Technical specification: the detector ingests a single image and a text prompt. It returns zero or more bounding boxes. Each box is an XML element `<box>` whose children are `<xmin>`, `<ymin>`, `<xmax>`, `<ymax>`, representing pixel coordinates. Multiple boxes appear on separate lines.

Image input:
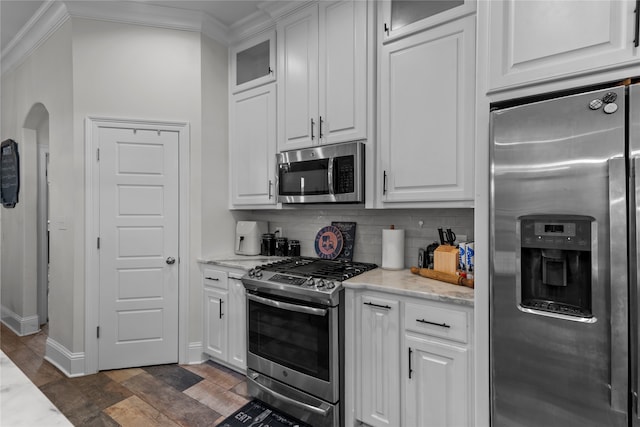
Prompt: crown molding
<box><xmin>1</xmin><ymin>1</ymin><xmax>70</xmax><ymax>75</ymax></box>
<box><xmin>226</xmin><ymin>0</ymin><xmax>314</xmax><ymax>44</ymax></box>
<box><xmin>1</xmin><ymin>0</ymin><xmax>233</xmax><ymax>75</ymax></box>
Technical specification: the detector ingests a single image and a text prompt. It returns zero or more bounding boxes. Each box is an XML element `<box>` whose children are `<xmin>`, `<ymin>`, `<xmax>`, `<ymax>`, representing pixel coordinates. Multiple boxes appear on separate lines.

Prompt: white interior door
<box><xmin>98</xmin><ymin>127</ymin><xmax>179</xmax><ymax>370</ymax></box>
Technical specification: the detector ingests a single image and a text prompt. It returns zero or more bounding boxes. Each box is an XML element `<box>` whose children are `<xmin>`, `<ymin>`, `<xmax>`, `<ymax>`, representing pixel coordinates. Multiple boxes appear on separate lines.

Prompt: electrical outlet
<box><xmin>274</xmin><ymin>227</ymin><xmax>283</xmax><ymax>236</ymax></box>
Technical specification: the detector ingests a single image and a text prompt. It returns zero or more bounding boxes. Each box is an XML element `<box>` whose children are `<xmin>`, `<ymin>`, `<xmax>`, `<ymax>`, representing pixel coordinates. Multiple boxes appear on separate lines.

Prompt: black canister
<box><xmin>288</xmin><ymin>240</ymin><xmax>301</xmax><ymax>256</ymax></box>
<box><xmin>261</xmin><ymin>233</ymin><xmax>275</xmax><ymax>256</ymax></box>
<box><xmin>275</xmin><ymin>237</ymin><xmax>289</xmax><ymax>256</ymax></box>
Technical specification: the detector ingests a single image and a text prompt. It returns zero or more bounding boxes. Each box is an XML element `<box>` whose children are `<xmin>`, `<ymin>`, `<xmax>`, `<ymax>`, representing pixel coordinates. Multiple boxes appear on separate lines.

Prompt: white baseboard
<box><xmin>187</xmin><ymin>341</ymin><xmax>205</xmax><ymax>365</ymax></box>
<box><xmin>1</xmin><ymin>306</ymin><xmax>39</xmax><ymax>336</ymax></box>
<box><xmin>45</xmin><ymin>337</ymin><xmax>85</xmax><ymax>377</ymax></box>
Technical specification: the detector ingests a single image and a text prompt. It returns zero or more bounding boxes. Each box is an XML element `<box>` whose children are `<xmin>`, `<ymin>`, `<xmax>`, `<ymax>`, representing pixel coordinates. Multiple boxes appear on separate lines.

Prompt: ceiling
<box><xmin>0</xmin><ymin>0</ymin><xmax>268</xmax><ymax>52</ymax></box>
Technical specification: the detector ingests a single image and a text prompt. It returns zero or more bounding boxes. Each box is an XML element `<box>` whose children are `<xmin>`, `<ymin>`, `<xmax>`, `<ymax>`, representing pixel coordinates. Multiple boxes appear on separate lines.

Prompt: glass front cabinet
<box><xmin>231</xmin><ymin>30</ymin><xmax>276</xmax><ymax>93</ymax></box>
<box><xmin>379</xmin><ymin>0</ymin><xmax>475</xmax><ymax>43</ymax></box>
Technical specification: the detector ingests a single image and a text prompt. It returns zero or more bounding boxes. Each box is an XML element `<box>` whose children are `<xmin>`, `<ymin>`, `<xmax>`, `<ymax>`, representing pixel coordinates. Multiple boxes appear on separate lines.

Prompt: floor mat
<box><xmin>217</xmin><ymin>399</ymin><xmax>312</xmax><ymax>427</ymax></box>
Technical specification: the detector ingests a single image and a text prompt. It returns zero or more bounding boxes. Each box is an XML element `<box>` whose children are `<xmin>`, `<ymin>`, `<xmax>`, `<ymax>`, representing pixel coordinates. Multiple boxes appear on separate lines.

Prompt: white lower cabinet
<box><xmin>358</xmin><ymin>295</ymin><xmax>401</xmax><ymax>427</ymax></box>
<box><xmin>204</xmin><ymin>286</ymin><xmax>227</xmax><ymax>360</ymax></box>
<box><xmin>202</xmin><ymin>266</ymin><xmax>247</xmax><ymax>372</ymax></box>
<box><xmin>404</xmin><ymin>335</ymin><xmax>469</xmax><ymax>427</ymax></box>
<box><xmin>350</xmin><ymin>290</ymin><xmax>473</xmax><ymax>427</ymax></box>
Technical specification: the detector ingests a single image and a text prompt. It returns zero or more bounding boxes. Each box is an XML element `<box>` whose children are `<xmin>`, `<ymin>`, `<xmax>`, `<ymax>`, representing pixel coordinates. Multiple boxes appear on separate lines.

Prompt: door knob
<box><xmin>166</xmin><ymin>257</ymin><xmax>176</xmax><ymax>265</ymax></box>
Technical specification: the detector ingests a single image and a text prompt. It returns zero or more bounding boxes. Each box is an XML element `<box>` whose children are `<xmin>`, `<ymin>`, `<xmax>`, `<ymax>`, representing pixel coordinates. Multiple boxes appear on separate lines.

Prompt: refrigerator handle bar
<box><xmin>608</xmin><ymin>157</ymin><xmax>629</xmax><ymax>413</ymax></box>
<box><xmin>634</xmin><ymin>157</ymin><xmax>640</xmax><ymax>420</ymax></box>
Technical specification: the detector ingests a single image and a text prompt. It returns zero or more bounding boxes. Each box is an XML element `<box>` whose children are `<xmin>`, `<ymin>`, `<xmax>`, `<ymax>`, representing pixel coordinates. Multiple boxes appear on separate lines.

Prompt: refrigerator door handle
<box><xmin>608</xmin><ymin>157</ymin><xmax>629</xmax><ymax>413</ymax></box>
<box><xmin>634</xmin><ymin>156</ymin><xmax>640</xmax><ymax>421</ymax></box>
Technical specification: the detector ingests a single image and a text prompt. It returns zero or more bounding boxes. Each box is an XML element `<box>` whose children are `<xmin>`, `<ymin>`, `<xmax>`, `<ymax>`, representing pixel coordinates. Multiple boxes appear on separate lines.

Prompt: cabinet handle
<box><xmin>319</xmin><ymin>116</ymin><xmax>324</xmax><ymax>139</ymax></box>
<box><xmin>268</xmin><ymin>179</ymin><xmax>273</xmax><ymax>199</ymax></box>
<box><xmin>268</xmin><ymin>66</ymin><xmax>274</xmax><ymax>74</ymax></box>
<box><xmin>408</xmin><ymin>347</ymin><xmax>413</xmax><ymax>379</ymax></box>
<box><xmin>311</xmin><ymin>118</ymin><xmax>315</xmax><ymax>140</ymax></box>
<box><xmin>383</xmin><ymin>171</ymin><xmax>388</xmax><ymax>195</ymax></box>
<box><xmin>205</xmin><ymin>277</ymin><xmax>220</xmax><ymax>281</ymax></box>
<box><xmin>384</xmin><ymin>22</ymin><xmax>390</xmax><ymax>36</ymax></box>
<box><xmin>219</xmin><ymin>299</ymin><xmax>224</xmax><ymax>319</ymax></box>
<box><xmin>417</xmin><ymin>318</ymin><xmax>451</xmax><ymax>328</ymax></box>
<box><xmin>364</xmin><ymin>301</ymin><xmax>391</xmax><ymax>310</ymax></box>
<box><xmin>635</xmin><ymin>0</ymin><xmax>640</xmax><ymax>47</ymax></box>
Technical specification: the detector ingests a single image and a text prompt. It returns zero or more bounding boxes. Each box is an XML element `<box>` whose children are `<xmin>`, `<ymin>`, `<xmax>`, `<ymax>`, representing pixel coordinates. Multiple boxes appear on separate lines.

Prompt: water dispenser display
<box><xmin>518</xmin><ymin>215</ymin><xmax>593</xmax><ymax>319</ymax></box>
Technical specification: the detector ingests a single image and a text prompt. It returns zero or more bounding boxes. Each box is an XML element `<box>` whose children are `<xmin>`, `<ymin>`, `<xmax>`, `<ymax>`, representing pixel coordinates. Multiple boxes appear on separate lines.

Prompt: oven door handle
<box><xmin>248</xmin><ymin>372</ymin><xmax>331</xmax><ymax>416</ymax></box>
<box><xmin>247</xmin><ymin>293</ymin><xmax>328</xmax><ymax>316</ymax></box>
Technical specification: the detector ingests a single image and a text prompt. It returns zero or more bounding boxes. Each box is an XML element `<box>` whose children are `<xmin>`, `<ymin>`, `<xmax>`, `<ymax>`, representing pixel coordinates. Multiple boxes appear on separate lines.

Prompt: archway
<box><xmin>23</xmin><ymin>103</ymin><xmax>50</xmax><ymax>329</ymax></box>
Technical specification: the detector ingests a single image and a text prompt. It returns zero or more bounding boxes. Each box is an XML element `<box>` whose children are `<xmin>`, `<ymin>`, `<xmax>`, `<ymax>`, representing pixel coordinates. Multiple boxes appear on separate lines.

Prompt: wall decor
<box><xmin>332</xmin><ymin>221</ymin><xmax>357</xmax><ymax>261</ymax></box>
<box><xmin>1</xmin><ymin>139</ymin><xmax>19</xmax><ymax>208</ymax></box>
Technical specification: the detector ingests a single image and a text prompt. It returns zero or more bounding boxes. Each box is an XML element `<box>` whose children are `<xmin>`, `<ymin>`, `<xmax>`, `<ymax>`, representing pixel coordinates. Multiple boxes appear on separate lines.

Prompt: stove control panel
<box><xmin>247</xmin><ymin>269</ymin><xmax>341</xmax><ymax>294</ymax></box>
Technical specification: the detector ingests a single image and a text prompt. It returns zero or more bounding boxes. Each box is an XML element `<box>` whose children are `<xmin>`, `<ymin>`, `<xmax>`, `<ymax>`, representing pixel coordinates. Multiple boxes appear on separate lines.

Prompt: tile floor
<box><xmin>0</xmin><ymin>323</ymin><xmax>250</xmax><ymax>426</ymax></box>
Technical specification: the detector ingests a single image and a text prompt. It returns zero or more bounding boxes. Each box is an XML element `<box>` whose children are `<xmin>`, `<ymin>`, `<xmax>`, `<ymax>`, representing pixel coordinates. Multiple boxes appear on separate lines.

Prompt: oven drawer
<box><xmin>404</xmin><ymin>302</ymin><xmax>468</xmax><ymax>344</ymax></box>
<box><xmin>203</xmin><ymin>268</ymin><xmax>228</xmax><ymax>290</ymax></box>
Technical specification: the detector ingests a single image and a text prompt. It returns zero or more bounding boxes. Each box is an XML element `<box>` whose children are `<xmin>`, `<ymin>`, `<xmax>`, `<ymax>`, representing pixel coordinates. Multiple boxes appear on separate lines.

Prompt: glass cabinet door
<box><xmin>231</xmin><ymin>30</ymin><xmax>276</xmax><ymax>93</ymax></box>
<box><xmin>379</xmin><ymin>0</ymin><xmax>475</xmax><ymax>42</ymax></box>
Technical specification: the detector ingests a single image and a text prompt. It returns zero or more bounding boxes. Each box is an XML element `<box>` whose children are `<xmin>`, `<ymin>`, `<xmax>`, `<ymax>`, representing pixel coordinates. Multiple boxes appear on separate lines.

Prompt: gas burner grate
<box><xmin>258</xmin><ymin>256</ymin><xmax>377</xmax><ymax>281</ymax></box>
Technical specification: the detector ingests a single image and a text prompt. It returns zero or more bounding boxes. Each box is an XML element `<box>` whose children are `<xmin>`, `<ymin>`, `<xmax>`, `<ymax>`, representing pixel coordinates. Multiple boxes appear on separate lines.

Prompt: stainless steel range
<box><xmin>242</xmin><ymin>257</ymin><xmax>377</xmax><ymax>427</ymax></box>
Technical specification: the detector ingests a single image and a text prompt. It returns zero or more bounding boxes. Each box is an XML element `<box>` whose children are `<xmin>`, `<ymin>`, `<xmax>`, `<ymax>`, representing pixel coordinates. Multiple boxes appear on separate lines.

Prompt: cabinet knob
<box><xmin>166</xmin><ymin>257</ymin><xmax>176</xmax><ymax>265</ymax></box>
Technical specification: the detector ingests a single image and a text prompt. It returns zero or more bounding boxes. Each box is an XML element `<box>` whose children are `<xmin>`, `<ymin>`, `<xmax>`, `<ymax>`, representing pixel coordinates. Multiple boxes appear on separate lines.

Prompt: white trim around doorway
<box><xmin>83</xmin><ymin>117</ymin><xmax>190</xmax><ymax>375</ymax></box>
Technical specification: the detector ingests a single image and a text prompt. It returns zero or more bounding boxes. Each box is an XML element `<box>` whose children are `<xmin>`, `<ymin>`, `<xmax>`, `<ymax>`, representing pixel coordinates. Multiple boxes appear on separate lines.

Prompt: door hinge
<box><xmin>96</xmin><ymin>148</ymin><xmax>100</xmax><ymax>161</ymax></box>
<box><xmin>97</xmin><ymin>326</ymin><xmax>100</xmax><ymax>338</ymax></box>
<box><xmin>97</xmin><ymin>237</ymin><xmax>100</xmax><ymax>249</ymax></box>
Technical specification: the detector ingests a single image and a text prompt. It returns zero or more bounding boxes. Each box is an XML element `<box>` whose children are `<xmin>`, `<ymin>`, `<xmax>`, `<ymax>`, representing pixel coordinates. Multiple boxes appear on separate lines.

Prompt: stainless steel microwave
<box><xmin>276</xmin><ymin>141</ymin><xmax>365</xmax><ymax>204</ymax></box>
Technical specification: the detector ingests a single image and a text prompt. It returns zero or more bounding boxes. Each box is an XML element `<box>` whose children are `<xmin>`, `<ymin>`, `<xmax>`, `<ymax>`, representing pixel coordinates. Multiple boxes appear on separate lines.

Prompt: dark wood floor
<box><xmin>0</xmin><ymin>323</ymin><xmax>249</xmax><ymax>426</ymax></box>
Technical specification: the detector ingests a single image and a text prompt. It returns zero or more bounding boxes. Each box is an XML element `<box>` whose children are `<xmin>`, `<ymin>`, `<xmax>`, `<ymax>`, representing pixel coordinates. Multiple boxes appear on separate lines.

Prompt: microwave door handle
<box><xmin>609</xmin><ymin>157</ymin><xmax>629</xmax><ymax>413</ymax></box>
<box><xmin>247</xmin><ymin>293</ymin><xmax>328</xmax><ymax>316</ymax></box>
<box><xmin>328</xmin><ymin>157</ymin><xmax>335</xmax><ymax>195</ymax></box>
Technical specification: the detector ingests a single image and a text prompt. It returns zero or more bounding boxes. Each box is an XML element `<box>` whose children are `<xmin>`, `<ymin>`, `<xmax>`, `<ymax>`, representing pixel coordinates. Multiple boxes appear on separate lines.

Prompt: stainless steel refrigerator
<box><xmin>490</xmin><ymin>83</ymin><xmax>640</xmax><ymax>426</ymax></box>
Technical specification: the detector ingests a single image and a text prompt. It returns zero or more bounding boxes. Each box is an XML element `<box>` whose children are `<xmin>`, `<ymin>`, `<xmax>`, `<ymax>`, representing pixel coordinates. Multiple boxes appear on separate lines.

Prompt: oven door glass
<box><xmin>278</xmin><ymin>159</ymin><xmax>330</xmax><ymax>196</ymax></box>
<box><xmin>248</xmin><ymin>294</ymin><xmax>331</xmax><ymax>381</ymax></box>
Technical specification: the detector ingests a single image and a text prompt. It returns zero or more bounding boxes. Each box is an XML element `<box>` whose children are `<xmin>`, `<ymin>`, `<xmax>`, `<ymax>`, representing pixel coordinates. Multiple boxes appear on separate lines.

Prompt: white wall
<box><xmin>199</xmin><ymin>33</ymin><xmax>235</xmax><ymax>343</ymax></box>
<box><xmin>0</xmin><ymin>20</ymin><xmax>74</xmax><ymax>338</ymax></box>
<box><xmin>71</xmin><ymin>18</ymin><xmax>213</xmax><ymax>357</ymax></box>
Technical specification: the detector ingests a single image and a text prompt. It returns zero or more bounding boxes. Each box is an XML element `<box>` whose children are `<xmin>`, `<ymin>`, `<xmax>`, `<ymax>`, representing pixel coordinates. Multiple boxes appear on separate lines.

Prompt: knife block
<box><xmin>434</xmin><ymin>245</ymin><xmax>459</xmax><ymax>274</ymax></box>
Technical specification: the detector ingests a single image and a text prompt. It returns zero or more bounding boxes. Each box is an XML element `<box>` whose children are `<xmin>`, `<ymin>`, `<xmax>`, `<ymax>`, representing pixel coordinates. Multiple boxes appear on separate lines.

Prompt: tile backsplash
<box><xmin>232</xmin><ymin>208</ymin><xmax>473</xmax><ymax>268</ymax></box>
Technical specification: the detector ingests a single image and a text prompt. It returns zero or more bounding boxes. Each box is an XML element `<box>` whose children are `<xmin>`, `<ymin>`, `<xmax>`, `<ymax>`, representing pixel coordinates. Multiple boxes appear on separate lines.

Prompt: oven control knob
<box><xmin>255</xmin><ymin>270</ymin><xmax>263</xmax><ymax>279</ymax></box>
<box><xmin>305</xmin><ymin>278</ymin><xmax>314</xmax><ymax>286</ymax></box>
<box><xmin>248</xmin><ymin>268</ymin><xmax>255</xmax><ymax>278</ymax></box>
<box><xmin>327</xmin><ymin>281</ymin><xmax>336</xmax><ymax>289</ymax></box>
<box><xmin>316</xmin><ymin>279</ymin><xmax>326</xmax><ymax>288</ymax></box>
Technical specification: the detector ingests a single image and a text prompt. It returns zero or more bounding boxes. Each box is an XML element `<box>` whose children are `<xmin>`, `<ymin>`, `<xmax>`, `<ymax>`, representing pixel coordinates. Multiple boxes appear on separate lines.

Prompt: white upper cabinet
<box><xmin>230</xmin><ymin>30</ymin><xmax>276</xmax><ymax>94</ymax></box>
<box><xmin>229</xmin><ymin>83</ymin><xmax>277</xmax><ymax>208</ymax></box>
<box><xmin>488</xmin><ymin>0</ymin><xmax>638</xmax><ymax>92</ymax></box>
<box><xmin>278</xmin><ymin>1</ymin><xmax>368</xmax><ymax>151</ymax></box>
<box><xmin>379</xmin><ymin>14</ymin><xmax>475</xmax><ymax>204</ymax></box>
<box><xmin>278</xmin><ymin>5</ymin><xmax>319</xmax><ymax>150</ymax></box>
<box><xmin>379</xmin><ymin>0</ymin><xmax>476</xmax><ymax>43</ymax></box>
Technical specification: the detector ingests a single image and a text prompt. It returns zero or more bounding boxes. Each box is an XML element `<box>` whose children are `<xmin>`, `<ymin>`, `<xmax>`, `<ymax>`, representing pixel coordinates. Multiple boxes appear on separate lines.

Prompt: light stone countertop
<box><xmin>343</xmin><ymin>268</ymin><xmax>474</xmax><ymax>307</ymax></box>
<box><xmin>197</xmin><ymin>255</ymin><xmax>288</xmax><ymax>271</ymax></box>
<box><xmin>0</xmin><ymin>351</ymin><xmax>73</xmax><ymax>426</ymax></box>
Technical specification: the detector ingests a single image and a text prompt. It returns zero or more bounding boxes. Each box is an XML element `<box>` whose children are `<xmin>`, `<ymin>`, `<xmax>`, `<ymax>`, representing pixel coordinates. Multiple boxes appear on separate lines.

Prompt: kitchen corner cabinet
<box><xmin>379</xmin><ymin>14</ymin><xmax>475</xmax><ymax>204</ymax></box>
<box><xmin>230</xmin><ymin>30</ymin><xmax>276</xmax><ymax>94</ymax></box>
<box><xmin>202</xmin><ymin>267</ymin><xmax>246</xmax><ymax>372</ymax></box>
<box><xmin>378</xmin><ymin>0</ymin><xmax>475</xmax><ymax>44</ymax></box>
<box><xmin>350</xmin><ymin>290</ymin><xmax>473</xmax><ymax>427</ymax></box>
<box><xmin>229</xmin><ymin>83</ymin><xmax>277</xmax><ymax>208</ymax></box>
<box><xmin>488</xmin><ymin>1</ymin><xmax>638</xmax><ymax>92</ymax></box>
<box><xmin>277</xmin><ymin>0</ymin><xmax>368</xmax><ymax>151</ymax></box>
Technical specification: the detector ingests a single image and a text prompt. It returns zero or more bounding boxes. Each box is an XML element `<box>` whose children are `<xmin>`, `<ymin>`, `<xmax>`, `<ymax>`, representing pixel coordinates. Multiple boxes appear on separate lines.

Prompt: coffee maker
<box><xmin>517</xmin><ymin>215</ymin><xmax>593</xmax><ymax>319</ymax></box>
